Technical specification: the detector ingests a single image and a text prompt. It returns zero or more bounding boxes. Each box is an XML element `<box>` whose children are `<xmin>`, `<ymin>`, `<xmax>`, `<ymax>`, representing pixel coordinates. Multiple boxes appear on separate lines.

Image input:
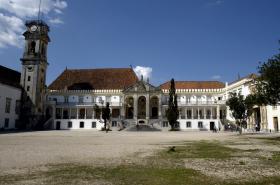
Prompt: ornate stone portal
<box><xmin>123</xmin><ymin>78</ymin><xmax>162</xmax><ymax>124</ymax></box>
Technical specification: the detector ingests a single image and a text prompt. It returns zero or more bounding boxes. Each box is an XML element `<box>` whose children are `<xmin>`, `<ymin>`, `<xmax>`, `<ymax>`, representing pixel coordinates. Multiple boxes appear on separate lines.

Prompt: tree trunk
<box><xmin>104</xmin><ymin>119</ymin><xmax>107</xmax><ymax>132</ymax></box>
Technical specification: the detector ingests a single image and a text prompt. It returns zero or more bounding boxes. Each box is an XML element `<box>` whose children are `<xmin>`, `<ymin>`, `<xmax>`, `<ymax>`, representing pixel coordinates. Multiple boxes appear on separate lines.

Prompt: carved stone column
<box><xmin>120</xmin><ymin>95</ymin><xmax>125</xmax><ymax>119</ymax></box>
<box><xmin>146</xmin><ymin>94</ymin><xmax>150</xmax><ymax>120</ymax></box>
<box><xmin>217</xmin><ymin>106</ymin><xmax>220</xmax><ymax>120</ymax></box>
<box><xmin>158</xmin><ymin>95</ymin><xmax>162</xmax><ymax>118</ymax></box>
<box><xmin>133</xmin><ymin>94</ymin><xmax>137</xmax><ymax>120</ymax></box>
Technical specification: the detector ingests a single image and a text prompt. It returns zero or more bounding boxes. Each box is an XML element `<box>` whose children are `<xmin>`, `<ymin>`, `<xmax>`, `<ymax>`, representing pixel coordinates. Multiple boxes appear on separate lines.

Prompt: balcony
<box><xmin>55</xmin><ymin>101</ymin><xmax>122</xmax><ymax>107</ymax></box>
<box><xmin>177</xmin><ymin>100</ymin><xmax>226</xmax><ymax>106</ymax></box>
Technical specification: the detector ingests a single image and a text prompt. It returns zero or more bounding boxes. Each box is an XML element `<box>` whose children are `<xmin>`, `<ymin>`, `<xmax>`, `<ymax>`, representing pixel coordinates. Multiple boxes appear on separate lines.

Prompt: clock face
<box><xmin>30</xmin><ymin>25</ymin><xmax>37</xmax><ymax>32</ymax></box>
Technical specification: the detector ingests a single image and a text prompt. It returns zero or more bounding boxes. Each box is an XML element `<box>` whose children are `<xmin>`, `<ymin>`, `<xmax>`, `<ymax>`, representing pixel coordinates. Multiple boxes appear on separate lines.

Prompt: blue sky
<box><xmin>0</xmin><ymin>0</ymin><xmax>280</xmax><ymax>85</ymax></box>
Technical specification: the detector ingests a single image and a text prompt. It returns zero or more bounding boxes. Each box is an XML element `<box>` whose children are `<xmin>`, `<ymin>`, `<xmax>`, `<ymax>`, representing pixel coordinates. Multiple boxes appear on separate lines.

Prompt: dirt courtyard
<box><xmin>0</xmin><ymin>131</ymin><xmax>237</xmax><ymax>171</ymax></box>
<box><xmin>0</xmin><ymin>130</ymin><xmax>279</xmax><ymax>181</ymax></box>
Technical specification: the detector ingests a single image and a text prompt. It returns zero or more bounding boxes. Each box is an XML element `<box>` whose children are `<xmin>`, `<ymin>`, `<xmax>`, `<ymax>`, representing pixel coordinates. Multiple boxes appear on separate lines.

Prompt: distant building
<box><xmin>0</xmin><ymin>65</ymin><xmax>21</xmax><ymax>129</ymax></box>
<box><xmin>46</xmin><ymin>68</ymin><xmax>279</xmax><ymax>132</ymax></box>
<box><xmin>225</xmin><ymin>74</ymin><xmax>279</xmax><ymax>132</ymax></box>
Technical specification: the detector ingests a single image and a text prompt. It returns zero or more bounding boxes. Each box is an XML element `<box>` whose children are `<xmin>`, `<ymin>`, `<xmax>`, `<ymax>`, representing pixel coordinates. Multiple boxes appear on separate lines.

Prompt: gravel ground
<box><xmin>1</xmin><ymin>130</ymin><xmax>279</xmax><ymax>178</ymax></box>
<box><xmin>0</xmin><ymin>131</ymin><xmax>238</xmax><ymax>172</ymax></box>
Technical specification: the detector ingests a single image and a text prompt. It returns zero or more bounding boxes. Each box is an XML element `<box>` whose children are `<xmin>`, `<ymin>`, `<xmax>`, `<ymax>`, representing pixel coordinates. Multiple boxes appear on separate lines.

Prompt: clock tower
<box><xmin>20</xmin><ymin>20</ymin><xmax>50</xmax><ymax>119</ymax></box>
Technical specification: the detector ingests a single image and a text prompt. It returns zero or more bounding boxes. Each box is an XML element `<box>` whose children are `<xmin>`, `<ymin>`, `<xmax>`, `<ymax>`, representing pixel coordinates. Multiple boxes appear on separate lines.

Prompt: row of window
<box><xmin>4</xmin><ymin>98</ymin><xmax>20</xmax><ymax>114</ymax></box>
<box><xmin>162</xmin><ymin>121</ymin><xmax>204</xmax><ymax>128</ymax></box>
<box><xmin>55</xmin><ymin>108</ymin><xmax>120</xmax><ymax>119</ymax></box>
<box><xmin>51</xmin><ymin>96</ymin><xmax>120</xmax><ymax>103</ymax></box>
<box><xmin>61</xmin><ymin>121</ymin><xmax>118</xmax><ymax>129</ymax></box>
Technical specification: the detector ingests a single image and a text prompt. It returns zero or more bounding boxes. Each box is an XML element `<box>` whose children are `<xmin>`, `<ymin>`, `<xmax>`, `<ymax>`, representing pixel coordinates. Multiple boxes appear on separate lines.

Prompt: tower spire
<box><xmin>37</xmin><ymin>0</ymin><xmax>42</xmax><ymax>22</ymax></box>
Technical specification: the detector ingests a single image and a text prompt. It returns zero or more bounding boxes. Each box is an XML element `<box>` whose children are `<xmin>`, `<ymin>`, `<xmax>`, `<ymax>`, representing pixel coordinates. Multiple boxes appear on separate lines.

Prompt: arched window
<box><xmin>41</xmin><ymin>44</ymin><xmax>45</xmax><ymax>55</ymax></box>
<box><xmin>125</xmin><ymin>97</ymin><xmax>134</xmax><ymax>119</ymax></box>
<box><xmin>150</xmin><ymin>96</ymin><xmax>159</xmax><ymax>119</ymax></box>
<box><xmin>29</xmin><ymin>41</ymin><xmax>36</xmax><ymax>54</ymax></box>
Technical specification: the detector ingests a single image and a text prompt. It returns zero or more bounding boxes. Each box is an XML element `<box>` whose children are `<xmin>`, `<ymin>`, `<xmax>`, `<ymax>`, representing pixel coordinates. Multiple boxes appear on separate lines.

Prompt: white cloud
<box><xmin>133</xmin><ymin>66</ymin><xmax>152</xmax><ymax>82</ymax></box>
<box><xmin>0</xmin><ymin>13</ymin><xmax>24</xmax><ymax>48</ymax></box>
<box><xmin>211</xmin><ymin>75</ymin><xmax>221</xmax><ymax>80</ymax></box>
<box><xmin>206</xmin><ymin>0</ymin><xmax>224</xmax><ymax>6</ymax></box>
<box><xmin>54</xmin><ymin>8</ymin><xmax>63</xmax><ymax>14</ymax></box>
<box><xmin>54</xmin><ymin>0</ymin><xmax>67</xmax><ymax>9</ymax></box>
<box><xmin>214</xmin><ymin>0</ymin><xmax>223</xmax><ymax>5</ymax></box>
<box><xmin>0</xmin><ymin>0</ymin><xmax>67</xmax><ymax>48</ymax></box>
<box><xmin>49</xmin><ymin>17</ymin><xmax>63</xmax><ymax>24</ymax></box>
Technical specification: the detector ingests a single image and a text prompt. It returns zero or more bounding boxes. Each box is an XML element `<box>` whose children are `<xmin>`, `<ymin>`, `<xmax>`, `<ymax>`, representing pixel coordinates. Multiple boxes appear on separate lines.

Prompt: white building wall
<box><xmin>69</xmin><ymin>95</ymin><xmax>78</xmax><ymax>103</ymax></box>
<box><xmin>83</xmin><ymin>95</ymin><xmax>92</xmax><ymax>103</ymax></box>
<box><xmin>0</xmin><ymin>83</ymin><xmax>21</xmax><ymax>129</ymax></box>
<box><xmin>48</xmin><ymin>95</ymin><xmax>65</xmax><ymax>102</ymax></box>
<box><xmin>178</xmin><ymin>119</ymin><xmax>219</xmax><ymax>131</ymax></box>
<box><xmin>266</xmin><ymin>105</ymin><xmax>280</xmax><ymax>131</ymax></box>
<box><xmin>53</xmin><ymin>119</ymin><xmax>104</xmax><ymax>130</ymax></box>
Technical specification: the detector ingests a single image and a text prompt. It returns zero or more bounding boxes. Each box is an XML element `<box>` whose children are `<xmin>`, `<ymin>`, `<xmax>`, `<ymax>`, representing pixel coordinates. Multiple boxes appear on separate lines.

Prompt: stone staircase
<box><xmin>122</xmin><ymin>119</ymin><xmax>162</xmax><ymax>131</ymax></box>
<box><xmin>221</xmin><ymin>119</ymin><xmax>238</xmax><ymax>131</ymax></box>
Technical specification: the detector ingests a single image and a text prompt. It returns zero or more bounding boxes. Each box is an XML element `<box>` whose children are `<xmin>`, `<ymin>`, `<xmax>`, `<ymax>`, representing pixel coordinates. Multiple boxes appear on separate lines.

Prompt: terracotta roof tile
<box><xmin>48</xmin><ymin>68</ymin><xmax>138</xmax><ymax>90</ymax></box>
<box><xmin>160</xmin><ymin>81</ymin><xmax>225</xmax><ymax>89</ymax></box>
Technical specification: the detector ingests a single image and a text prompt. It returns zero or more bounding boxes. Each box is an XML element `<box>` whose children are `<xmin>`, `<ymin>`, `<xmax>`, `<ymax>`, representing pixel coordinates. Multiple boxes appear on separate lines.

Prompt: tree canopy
<box><xmin>102</xmin><ymin>102</ymin><xmax>111</xmax><ymax>132</ymax></box>
<box><xmin>256</xmin><ymin>43</ymin><xmax>280</xmax><ymax>105</ymax></box>
<box><xmin>226</xmin><ymin>92</ymin><xmax>255</xmax><ymax>133</ymax></box>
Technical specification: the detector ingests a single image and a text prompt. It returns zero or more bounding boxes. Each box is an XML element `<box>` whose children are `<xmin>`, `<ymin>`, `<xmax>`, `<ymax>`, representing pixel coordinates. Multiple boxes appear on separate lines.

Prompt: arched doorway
<box><xmin>138</xmin><ymin>96</ymin><xmax>146</xmax><ymax>119</ymax></box>
<box><xmin>125</xmin><ymin>97</ymin><xmax>134</xmax><ymax>119</ymax></box>
<box><xmin>150</xmin><ymin>96</ymin><xmax>159</xmax><ymax>119</ymax></box>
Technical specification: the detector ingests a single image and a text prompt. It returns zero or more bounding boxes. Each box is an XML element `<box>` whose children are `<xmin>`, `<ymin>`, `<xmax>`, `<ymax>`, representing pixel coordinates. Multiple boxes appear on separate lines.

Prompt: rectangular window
<box><xmin>79</xmin><ymin>108</ymin><xmax>85</xmax><ymax>119</ymax></box>
<box><xmin>27</xmin><ymin>76</ymin><xmax>31</xmax><ymax>81</ymax></box>
<box><xmin>112</xmin><ymin>121</ymin><xmax>117</xmax><ymax>127</ymax></box>
<box><xmin>68</xmin><ymin>121</ymin><xmax>72</xmax><ymax>128</ymax></box>
<box><xmin>27</xmin><ymin>86</ymin><xmax>30</xmax><ymax>91</ymax></box>
<box><xmin>162</xmin><ymin>121</ymin><xmax>169</xmax><ymax>127</ymax></box>
<box><xmin>70</xmin><ymin>108</ymin><xmax>77</xmax><ymax>119</ymax></box>
<box><xmin>5</xmin><ymin>98</ymin><xmax>11</xmax><ymax>113</ymax></box>
<box><xmin>80</xmin><ymin>122</ymin><xmax>84</xmax><ymax>128</ymax></box>
<box><xmin>86</xmin><ymin>108</ymin><xmax>93</xmax><ymax>119</ymax></box>
<box><xmin>186</xmin><ymin>121</ymin><xmax>191</xmax><ymax>128</ymax></box>
<box><xmin>4</xmin><ymin>118</ymin><xmax>9</xmax><ymax>128</ymax></box>
<box><xmin>198</xmin><ymin>121</ymin><xmax>203</xmax><ymax>128</ymax></box>
<box><xmin>55</xmin><ymin>108</ymin><xmax>62</xmax><ymax>119</ymax></box>
<box><xmin>63</xmin><ymin>109</ymin><xmax>69</xmax><ymax>119</ymax></box>
<box><xmin>15</xmin><ymin>100</ymin><xmax>20</xmax><ymax>114</ymax></box>
<box><xmin>206</xmin><ymin>110</ymin><xmax>211</xmax><ymax>119</ymax></box>
<box><xmin>187</xmin><ymin>110</ymin><xmax>192</xmax><ymax>119</ymax></box>
<box><xmin>92</xmin><ymin>122</ymin><xmax>96</xmax><ymax>128</ymax></box>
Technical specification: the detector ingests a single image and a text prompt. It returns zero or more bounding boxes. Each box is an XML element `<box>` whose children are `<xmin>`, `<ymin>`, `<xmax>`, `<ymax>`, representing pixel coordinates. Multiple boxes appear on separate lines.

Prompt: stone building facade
<box><xmin>46</xmin><ymin>68</ymin><xmax>225</xmax><ymax>131</ymax></box>
<box><xmin>0</xmin><ymin>66</ymin><xmax>22</xmax><ymax>129</ymax></box>
<box><xmin>45</xmin><ymin>68</ymin><xmax>279</xmax><ymax>132</ymax></box>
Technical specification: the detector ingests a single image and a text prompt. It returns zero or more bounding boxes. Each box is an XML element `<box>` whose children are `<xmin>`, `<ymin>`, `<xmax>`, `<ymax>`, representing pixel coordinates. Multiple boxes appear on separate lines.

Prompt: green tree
<box><xmin>256</xmin><ymin>42</ymin><xmax>280</xmax><ymax>105</ymax></box>
<box><xmin>166</xmin><ymin>79</ymin><xmax>179</xmax><ymax>130</ymax></box>
<box><xmin>94</xmin><ymin>104</ymin><xmax>101</xmax><ymax>119</ymax></box>
<box><xmin>102</xmin><ymin>102</ymin><xmax>111</xmax><ymax>132</ymax></box>
<box><xmin>226</xmin><ymin>93</ymin><xmax>255</xmax><ymax>134</ymax></box>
